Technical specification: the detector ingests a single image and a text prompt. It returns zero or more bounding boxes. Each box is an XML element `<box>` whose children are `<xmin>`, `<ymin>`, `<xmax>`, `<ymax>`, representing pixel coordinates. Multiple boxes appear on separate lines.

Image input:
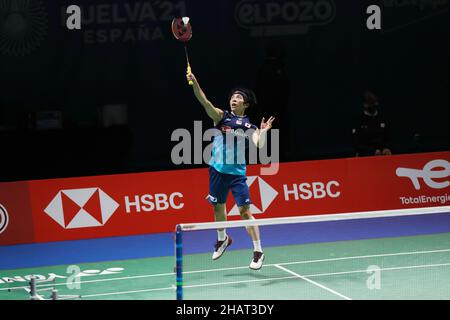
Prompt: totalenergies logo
<box><xmin>235</xmin><ymin>0</ymin><xmax>336</xmax><ymax>36</ymax></box>
<box><xmin>396</xmin><ymin>159</ymin><xmax>450</xmax><ymax>190</ymax></box>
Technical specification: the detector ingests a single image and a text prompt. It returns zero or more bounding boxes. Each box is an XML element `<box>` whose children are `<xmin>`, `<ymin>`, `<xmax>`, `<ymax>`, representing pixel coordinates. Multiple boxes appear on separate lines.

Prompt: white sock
<box><xmin>218</xmin><ymin>229</ymin><xmax>227</xmax><ymax>241</ymax></box>
<box><xmin>253</xmin><ymin>240</ymin><xmax>262</xmax><ymax>253</ymax></box>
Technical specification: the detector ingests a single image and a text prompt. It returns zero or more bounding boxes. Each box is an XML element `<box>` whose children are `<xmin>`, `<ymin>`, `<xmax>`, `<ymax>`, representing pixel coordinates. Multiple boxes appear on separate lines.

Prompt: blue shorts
<box><xmin>207</xmin><ymin>166</ymin><xmax>252</xmax><ymax>207</ymax></box>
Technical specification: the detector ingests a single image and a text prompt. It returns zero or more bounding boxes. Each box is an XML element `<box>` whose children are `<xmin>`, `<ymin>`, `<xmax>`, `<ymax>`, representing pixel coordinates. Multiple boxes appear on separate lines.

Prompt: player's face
<box><xmin>230</xmin><ymin>93</ymin><xmax>247</xmax><ymax>114</ymax></box>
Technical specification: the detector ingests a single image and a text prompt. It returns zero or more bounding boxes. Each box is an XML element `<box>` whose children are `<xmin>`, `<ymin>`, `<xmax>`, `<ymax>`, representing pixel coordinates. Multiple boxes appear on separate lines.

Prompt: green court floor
<box><xmin>1</xmin><ymin>232</ymin><xmax>450</xmax><ymax>300</ymax></box>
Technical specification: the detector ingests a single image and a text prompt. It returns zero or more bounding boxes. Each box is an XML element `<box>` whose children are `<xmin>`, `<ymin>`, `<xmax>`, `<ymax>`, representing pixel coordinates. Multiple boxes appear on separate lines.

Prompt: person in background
<box><xmin>352</xmin><ymin>91</ymin><xmax>392</xmax><ymax>157</ymax></box>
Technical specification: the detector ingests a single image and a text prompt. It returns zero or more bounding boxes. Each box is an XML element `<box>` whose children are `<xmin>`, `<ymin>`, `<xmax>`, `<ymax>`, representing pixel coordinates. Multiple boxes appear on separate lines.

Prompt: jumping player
<box><xmin>186</xmin><ymin>72</ymin><xmax>275</xmax><ymax>270</ymax></box>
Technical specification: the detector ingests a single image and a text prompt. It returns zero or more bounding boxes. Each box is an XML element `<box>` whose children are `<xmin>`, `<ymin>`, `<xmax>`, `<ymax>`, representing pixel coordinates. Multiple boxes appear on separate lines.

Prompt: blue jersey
<box><xmin>209</xmin><ymin>110</ymin><xmax>258</xmax><ymax>176</ymax></box>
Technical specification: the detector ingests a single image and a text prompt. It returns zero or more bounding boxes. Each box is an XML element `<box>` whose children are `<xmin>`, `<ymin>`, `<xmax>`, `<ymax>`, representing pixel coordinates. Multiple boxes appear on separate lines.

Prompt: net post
<box><xmin>51</xmin><ymin>289</ymin><xmax>58</xmax><ymax>300</ymax></box>
<box><xmin>29</xmin><ymin>276</ymin><xmax>37</xmax><ymax>300</ymax></box>
<box><xmin>175</xmin><ymin>224</ymin><xmax>183</xmax><ymax>300</ymax></box>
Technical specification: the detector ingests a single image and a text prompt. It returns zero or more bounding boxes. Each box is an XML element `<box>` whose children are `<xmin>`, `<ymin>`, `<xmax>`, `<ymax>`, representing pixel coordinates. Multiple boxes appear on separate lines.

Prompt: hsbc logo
<box><xmin>396</xmin><ymin>159</ymin><xmax>450</xmax><ymax>190</ymax></box>
<box><xmin>283</xmin><ymin>181</ymin><xmax>341</xmax><ymax>201</ymax></box>
<box><xmin>227</xmin><ymin>176</ymin><xmax>278</xmax><ymax>216</ymax></box>
<box><xmin>0</xmin><ymin>204</ymin><xmax>9</xmax><ymax>235</ymax></box>
<box><xmin>124</xmin><ymin>192</ymin><xmax>184</xmax><ymax>213</ymax></box>
<box><xmin>44</xmin><ymin>188</ymin><xmax>119</xmax><ymax>229</ymax></box>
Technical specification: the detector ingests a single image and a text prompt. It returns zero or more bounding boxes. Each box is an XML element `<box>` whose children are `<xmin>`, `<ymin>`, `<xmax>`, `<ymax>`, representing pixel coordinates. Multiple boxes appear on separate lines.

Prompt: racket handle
<box><xmin>187</xmin><ymin>64</ymin><xmax>193</xmax><ymax>86</ymax></box>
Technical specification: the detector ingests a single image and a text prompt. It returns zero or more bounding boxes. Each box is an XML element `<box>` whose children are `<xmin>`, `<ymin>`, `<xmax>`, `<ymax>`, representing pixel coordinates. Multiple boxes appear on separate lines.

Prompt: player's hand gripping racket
<box><xmin>171</xmin><ymin>17</ymin><xmax>193</xmax><ymax>86</ymax></box>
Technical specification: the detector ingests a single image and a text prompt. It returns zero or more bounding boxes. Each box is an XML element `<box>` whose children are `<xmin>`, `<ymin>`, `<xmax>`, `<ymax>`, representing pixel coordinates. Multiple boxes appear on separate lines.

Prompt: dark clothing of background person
<box><xmin>352</xmin><ymin>91</ymin><xmax>392</xmax><ymax>157</ymax></box>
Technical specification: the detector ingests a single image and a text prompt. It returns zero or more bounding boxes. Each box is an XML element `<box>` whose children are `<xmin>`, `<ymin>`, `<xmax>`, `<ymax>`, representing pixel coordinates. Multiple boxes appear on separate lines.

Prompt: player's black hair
<box><xmin>228</xmin><ymin>87</ymin><xmax>257</xmax><ymax>108</ymax></box>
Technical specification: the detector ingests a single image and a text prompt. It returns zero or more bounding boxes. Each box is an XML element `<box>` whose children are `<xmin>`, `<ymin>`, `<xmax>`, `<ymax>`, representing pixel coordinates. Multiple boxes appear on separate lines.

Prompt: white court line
<box><xmin>273</xmin><ymin>248</ymin><xmax>450</xmax><ymax>268</ymax></box>
<box><xmin>274</xmin><ymin>264</ymin><xmax>352</xmax><ymax>300</ymax></box>
<box><xmin>81</xmin><ymin>286</ymin><xmax>175</xmax><ymax>298</ymax></box>
<box><xmin>82</xmin><ymin>276</ymin><xmax>299</xmax><ymax>298</ymax></box>
<box><xmin>2</xmin><ymin>248</ymin><xmax>450</xmax><ymax>292</ymax></box>
<box><xmin>183</xmin><ymin>276</ymin><xmax>295</xmax><ymax>289</ymax></box>
<box><xmin>0</xmin><ymin>272</ymin><xmax>175</xmax><ymax>292</ymax></box>
<box><xmin>22</xmin><ymin>287</ymin><xmax>45</xmax><ymax>300</ymax></box>
<box><xmin>304</xmin><ymin>262</ymin><xmax>450</xmax><ymax>278</ymax></box>
<box><xmin>182</xmin><ymin>248</ymin><xmax>450</xmax><ymax>276</ymax></box>
<box><xmin>66</xmin><ymin>262</ymin><xmax>450</xmax><ymax>299</ymax></box>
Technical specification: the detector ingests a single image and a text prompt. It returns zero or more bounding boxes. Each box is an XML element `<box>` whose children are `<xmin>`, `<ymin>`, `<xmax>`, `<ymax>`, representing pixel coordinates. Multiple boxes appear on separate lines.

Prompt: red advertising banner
<box><xmin>28</xmin><ymin>170</ymin><xmax>211</xmax><ymax>243</ymax></box>
<box><xmin>348</xmin><ymin>153</ymin><xmax>450</xmax><ymax>211</ymax></box>
<box><xmin>244</xmin><ymin>151</ymin><xmax>450</xmax><ymax>217</ymax></box>
<box><xmin>0</xmin><ymin>182</ymin><xmax>34</xmax><ymax>245</ymax></box>
<box><xmin>1</xmin><ymin>151</ymin><xmax>449</xmax><ymax>245</ymax></box>
<box><xmin>240</xmin><ymin>158</ymin><xmax>350</xmax><ymax>218</ymax></box>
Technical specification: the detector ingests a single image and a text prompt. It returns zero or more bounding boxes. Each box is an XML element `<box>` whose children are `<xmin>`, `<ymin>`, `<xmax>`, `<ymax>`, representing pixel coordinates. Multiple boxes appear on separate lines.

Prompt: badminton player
<box><xmin>186</xmin><ymin>71</ymin><xmax>275</xmax><ymax>270</ymax></box>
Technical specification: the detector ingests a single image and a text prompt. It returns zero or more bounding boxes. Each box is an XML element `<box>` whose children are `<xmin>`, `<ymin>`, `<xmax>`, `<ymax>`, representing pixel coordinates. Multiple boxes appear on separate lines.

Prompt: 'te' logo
<box><xmin>396</xmin><ymin>159</ymin><xmax>450</xmax><ymax>190</ymax></box>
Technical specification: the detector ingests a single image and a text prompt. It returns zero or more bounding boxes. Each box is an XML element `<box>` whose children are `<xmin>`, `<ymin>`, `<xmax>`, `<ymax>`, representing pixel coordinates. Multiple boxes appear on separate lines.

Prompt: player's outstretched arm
<box><xmin>187</xmin><ymin>72</ymin><xmax>223</xmax><ymax>123</ymax></box>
